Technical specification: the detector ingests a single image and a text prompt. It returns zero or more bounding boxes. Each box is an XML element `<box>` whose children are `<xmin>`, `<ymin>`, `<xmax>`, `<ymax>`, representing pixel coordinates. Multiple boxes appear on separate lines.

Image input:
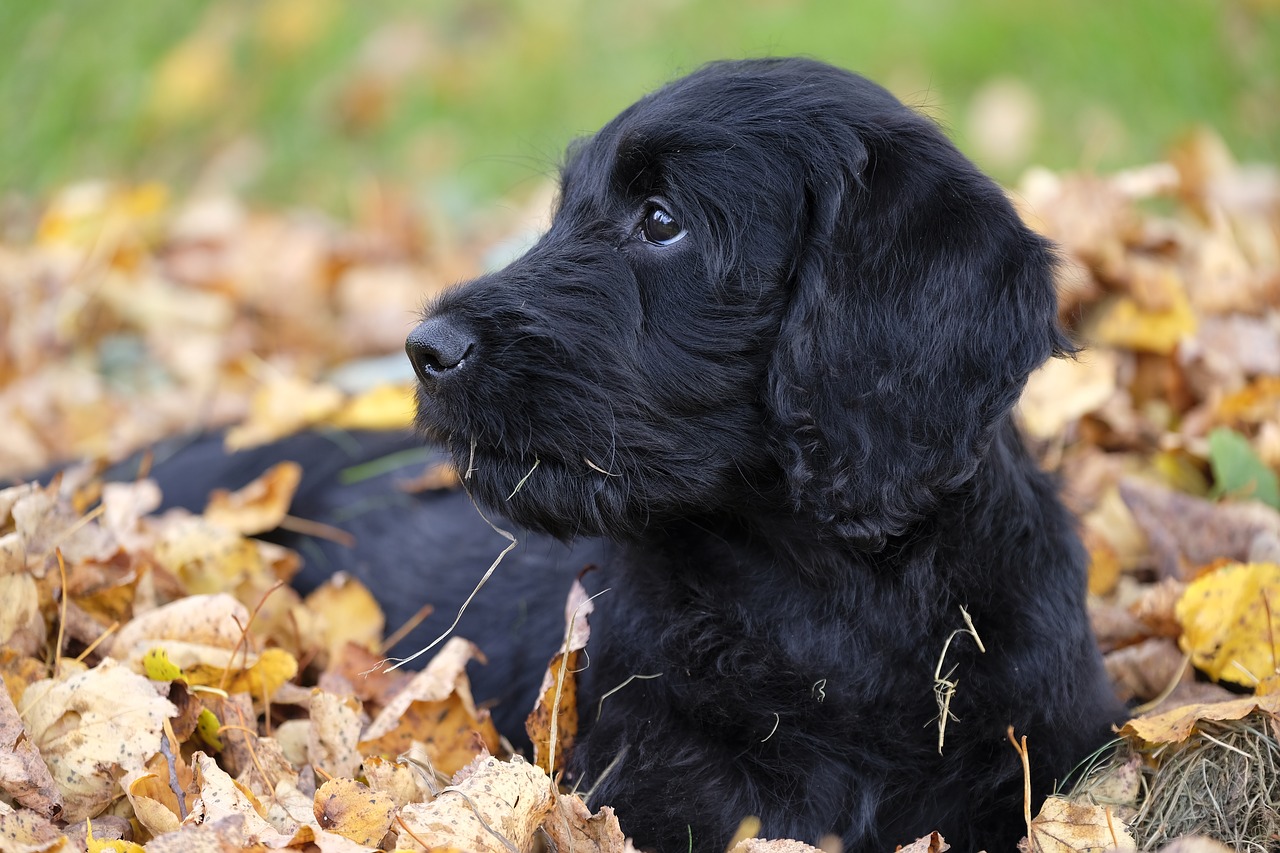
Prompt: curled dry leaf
<box><xmin>542</xmin><ymin>794</ymin><xmax>633</xmax><ymax>853</ymax></box>
<box><xmin>527</xmin><ymin>578</ymin><xmax>593</xmax><ymax>777</ymax></box>
<box><xmin>885</xmin><ymin>832</ymin><xmax>950</xmax><ymax>853</ymax></box>
<box><xmin>1118</xmin><ymin>692</ymin><xmax>1280</xmax><ymax>745</ymax></box>
<box><xmin>0</xmin><ymin>573</ymin><xmax>44</xmax><ymax>657</ymax></box>
<box><xmin>394</xmin><ymin>755</ymin><xmax>554</xmax><ymax>853</ymax></box>
<box><xmin>202</xmin><ymin>461</ymin><xmax>302</xmax><ymax>536</ymax></box>
<box><xmin>18</xmin><ymin>658</ymin><xmax>177</xmax><ymax>821</ymax></box>
<box><xmin>109</xmin><ymin>592</ymin><xmax>299</xmax><ymax>698</ymax></box>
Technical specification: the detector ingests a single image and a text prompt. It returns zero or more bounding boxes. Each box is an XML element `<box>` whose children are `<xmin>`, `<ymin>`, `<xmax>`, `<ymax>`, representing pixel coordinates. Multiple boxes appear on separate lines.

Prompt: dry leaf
<box><xmin>891</xmin><ymin>832</ymin><xmax>951</xmax><ymax>853</ymax></box>
<box><xmin>304</xmin><ymin>574</ymin><xmax>386</xmax><ymax>659</ymax></box>
<box><xmin>1118</xmin><ymin>693</ymin><xmax>1280</xmax><ymax>744</ymax></box>
<box><xmin>203</xmin><ymin>462</ymin><xmax>302</xmax><ymax>536</ymax></box>
<box><xmin>1176</xmin><ymin>561</ymin><xmax>1280</xmax><ymax>687</ymax></box>
<box><xmin>359</xmin><ymin>637</ymin><xmax>501</xmax><ymax>776</ymax></box>
<box><xmin>309</xmin><ymin>690</ymin><xmax>364</xmax><ymax>780</ymax></box>
<box><xmin>18</xmin><ymin>659</ymin><xmax>177</xmax><ymax>821</ymax></box>
<box><xmin>1020</xmin><ymin>351</ymin><xmax>1119</xmax><ymax>440</ymax></box>
<box><xmin>1093</xmin><ymin>291</ymin><xmax>1196</xmax><ymax>356</ymax></box>
<box><xmin>312</xmin><ymin>778</ymin><xmax>395</xmax><ymax>846</ymax></box>
<box><xmin>394</xmin><ymin>755</ymin><xmax>554</xmax><ymax>853</ymax></box>
<box><xmin>0</xmin><ymin>687</ymin><xmax>62</xmax><ymax>819</ymax></box>
<box><xmin>326</xmin><ymin>383</ymin><xmax>416</xmax><ymax>431</ymax></box>
<box><xmin>225</xmin><ymin>376</ymin><xmax>345</xmax><ymax>452</ymax></box>
<box><xmin>527</xmin><ymin>579</ymin><xmax>593</xmax><ymax>776</ymax></box>
<box><xmin>541</xmin><ymin>792</ymin><xmax>633</xmax><ymax>853</ymax></box>
<box><xmin>1022</xmin><ymin>796</ymin><xmax>1135</xmax><ymax>852</ymax></box>
<box><xmin>0</xmin><ymin>808</ymin><xmax>67</xmax><ymax>853</ymax></box>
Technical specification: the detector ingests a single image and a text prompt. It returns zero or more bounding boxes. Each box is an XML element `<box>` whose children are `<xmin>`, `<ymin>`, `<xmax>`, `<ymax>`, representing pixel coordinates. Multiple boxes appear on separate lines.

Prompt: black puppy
<box><xmin>129</xmin><ymin>58</ymin><xmax>1120</xmax><ymax>851</ymax></box>
<box><xmin>403</xmin><ymin>58</ymin><xmax>1122</xmax><ymax>852</ymax></box>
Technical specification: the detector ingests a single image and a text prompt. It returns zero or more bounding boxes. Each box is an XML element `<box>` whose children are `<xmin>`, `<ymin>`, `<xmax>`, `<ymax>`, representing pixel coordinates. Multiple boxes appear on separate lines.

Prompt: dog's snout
<box><xmin>406</xmin><ymin>316</ymin><xmax>476</xmax><ymax>386</ymax></box>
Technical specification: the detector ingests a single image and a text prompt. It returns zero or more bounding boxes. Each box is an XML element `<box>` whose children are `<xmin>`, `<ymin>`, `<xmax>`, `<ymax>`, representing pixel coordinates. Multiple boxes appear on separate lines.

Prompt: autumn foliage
<box><xmin>2</xmin><ymin>130</ymin><xmax>1280</xmax><ymax>851</ymax></box>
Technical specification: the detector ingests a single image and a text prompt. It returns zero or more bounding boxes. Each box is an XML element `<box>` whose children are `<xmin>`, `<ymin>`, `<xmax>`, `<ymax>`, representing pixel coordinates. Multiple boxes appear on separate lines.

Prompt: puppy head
<box><xmin>407</xmin><ymin>58</ymin><xmax>1065</xmax><ymax>544</ymax></box>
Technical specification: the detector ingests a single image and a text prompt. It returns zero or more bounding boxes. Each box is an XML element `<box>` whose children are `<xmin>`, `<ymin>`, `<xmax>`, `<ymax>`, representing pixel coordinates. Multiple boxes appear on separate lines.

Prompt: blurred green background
<box><xmin>1</xmin><ymin>0</ymin><xmax>1277</xmax><ymax>217</ymax></box>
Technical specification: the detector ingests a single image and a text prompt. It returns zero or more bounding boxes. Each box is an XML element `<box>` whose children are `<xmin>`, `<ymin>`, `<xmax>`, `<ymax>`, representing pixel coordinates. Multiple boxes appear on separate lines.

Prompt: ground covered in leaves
<box><xmin>2</xmin><ymin>130</ymin><xmax>1280</xmax><ymax>852</ymax></box>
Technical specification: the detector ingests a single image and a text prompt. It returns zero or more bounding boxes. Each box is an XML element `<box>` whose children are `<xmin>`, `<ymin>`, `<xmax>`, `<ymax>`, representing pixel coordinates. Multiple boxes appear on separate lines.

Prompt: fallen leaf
<box><xmin>203</xmin><ymin>462</ymin><xmax>302</xmax><ymax>536</ymax></box>
<box><xmin>891</xmin><ymin>832</ymin><xmax>951</xmax><ymax>853</ymax></box>
<box><xmin>326</xmin><ymin>383</ymin><xmax>416</xmax><ymax>431</ymax></box>
<box><xmin>1176</xmin><ymin>561</ymin><xmax>1280</xmax><ymax>687</ymax></box>
<box><xmin>1118</xmin><ymin>693</ymin><xmax>1280</xmax><ymax>744</ymax></box>
<box><xmin>1207</xmin><ymin>427</ymin><xmax>1280</xmax><ymax>508</ymax></box>
<box><xmin>527</xmin><ymin>579</ymin><xmax>593</xmax><ymax>776</ymax></box>
<box><xmin>312</xmin><ymin>778</ymin><xmax>395</xmax><ymax>846</ymax></box>
<box><xmin>0</xmin><ymin>808</ymin><xmax>67</xmax><ymax>853</ymax></box>
<box><xmin>225</xmin><ymin>376</ymin><xmax>345</xmax><ymax>452</ymax></box>
<box><xmin>304</xmin><ymin>573</ymin><xmax>386</xmax><ymax>659</ymax></box>
<box><xmin>18</xmin><ymin>659</ymin><xmax>177</xmax><ymax>820</ymax></box>
<box><xmin>1020</xmin><ymin>350</ymin><xmax>1119</xmax><ymax>440</ymax></box>
<box><xmin>0</xmin><ymin>687</ymin><xmax>62</xmax><ymax>819</ymax></box>
<box><xmin>309</xmin><ymin>690</ymin><xmax>363</xmax><ymax>780</ymax></box>
<box><xmin>359</xmin><ymin>638</ymin><xmax>501</xmax><ymax>776</ymax></box>
<box><xmin>393</xmin><ymin>755</ymin><xmax>554</xmax><ymax>853</ymax></box>
<box><xmin>1021</xmin><ymin>796</ymin><xmax>1135</xmax><ymax>852</ymax></box>
<box><xmin>1094</xmin><ymin>290</ymin><xmax>1196</xmax><ymax>356</ymax></box>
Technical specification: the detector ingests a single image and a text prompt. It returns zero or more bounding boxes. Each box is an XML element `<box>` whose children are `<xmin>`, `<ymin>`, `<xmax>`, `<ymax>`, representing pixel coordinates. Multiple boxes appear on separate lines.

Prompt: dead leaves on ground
<box><xmin>3</xmin><ymin>130</ymin><xmax>1280</xmax><ymax>851</ymax></box>
<box><xmin>0</xmin><ymin>469</ymin><xmax>631</xmax><ymax>852</ymax></box>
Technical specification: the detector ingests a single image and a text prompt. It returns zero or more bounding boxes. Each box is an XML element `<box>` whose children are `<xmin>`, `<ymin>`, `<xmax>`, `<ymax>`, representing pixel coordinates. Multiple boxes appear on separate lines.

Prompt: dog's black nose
<box><xmin>406</xmin><ymin>317</ymin><xmax>476</xmax><ymax>386</ymax></box>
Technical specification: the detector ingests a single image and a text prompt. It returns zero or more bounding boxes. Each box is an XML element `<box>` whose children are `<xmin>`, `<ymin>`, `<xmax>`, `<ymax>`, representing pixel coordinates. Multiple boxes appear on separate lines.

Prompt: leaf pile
<box><xmin>1</xmin><ymin>128</ymin><xmax>1280</xmax><ymax>851</ymax></box>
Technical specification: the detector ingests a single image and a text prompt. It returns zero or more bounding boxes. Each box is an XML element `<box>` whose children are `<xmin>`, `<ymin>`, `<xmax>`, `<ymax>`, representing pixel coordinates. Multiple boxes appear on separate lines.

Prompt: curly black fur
<box><xmin>405</xmin><ymin>58</ymin><xmax>1123</xmax><ymax>852</ymax></box>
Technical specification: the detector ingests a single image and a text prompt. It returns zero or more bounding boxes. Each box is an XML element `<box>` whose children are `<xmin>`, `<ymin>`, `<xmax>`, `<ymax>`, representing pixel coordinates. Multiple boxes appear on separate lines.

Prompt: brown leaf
<box><xmin>892</xmin><ymin>832</ymin><xmax>951</xmax><ymax>853</ymax></box>
<box><xmin>1120</xmin><ymin>477</ymin><xmax>1280</xmax><ymax>580</ymax></box>
<box><xmin>0</xmin><ymin>687</ymin><xmax>62</xmax><ymax>819</ymax></box>
<box><xmin>540</xmin><ymin>793</ymin><xmax>633</xmax><ymax>853</ymax></box>
<box><xmin>527</xmin><ymin>579</ymin><xmax>593</xmax><ymax>776</ymax></box>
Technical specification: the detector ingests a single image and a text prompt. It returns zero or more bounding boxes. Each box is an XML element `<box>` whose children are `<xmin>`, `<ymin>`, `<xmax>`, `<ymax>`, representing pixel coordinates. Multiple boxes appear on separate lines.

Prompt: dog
<box><xmin>124</xmin><ymin>57</ymin><xmax>1120</xmax><ymax>851</ymax></box>
<box><xmin>403</xmin><ymin>57</ymin><xmax>1123</xmax><ymax>852</ymax></box>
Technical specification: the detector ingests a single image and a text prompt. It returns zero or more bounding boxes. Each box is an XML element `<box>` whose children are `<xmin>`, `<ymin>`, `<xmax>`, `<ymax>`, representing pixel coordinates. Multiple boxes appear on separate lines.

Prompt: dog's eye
<box><xmin>639</xmin><ymin>203</ymin><xmax>686</xmax><ymax>246</ymax></box>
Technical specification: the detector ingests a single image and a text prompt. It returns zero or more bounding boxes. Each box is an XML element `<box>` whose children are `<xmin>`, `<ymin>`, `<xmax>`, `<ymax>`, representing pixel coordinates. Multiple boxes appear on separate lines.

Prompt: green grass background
<box><xmin>1</xmin><ymin>0</ymin><xmax>1276</xmax><ymax>216</ymax></box>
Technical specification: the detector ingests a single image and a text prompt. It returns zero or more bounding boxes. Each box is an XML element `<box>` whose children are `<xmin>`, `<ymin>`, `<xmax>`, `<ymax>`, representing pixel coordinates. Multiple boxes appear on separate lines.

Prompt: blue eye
<box><xmin>639</xmin><ymin>203</ymin><xmax>686</xmax><ymax>245</ymax></box>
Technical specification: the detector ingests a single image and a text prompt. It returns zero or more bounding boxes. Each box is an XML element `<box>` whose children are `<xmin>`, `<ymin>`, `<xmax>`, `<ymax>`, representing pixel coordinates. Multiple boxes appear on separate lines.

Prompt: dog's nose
<box><xmin>406</xmin><ymin>317</ymin><xmax>476</xmax><ymax>386</ymax></box>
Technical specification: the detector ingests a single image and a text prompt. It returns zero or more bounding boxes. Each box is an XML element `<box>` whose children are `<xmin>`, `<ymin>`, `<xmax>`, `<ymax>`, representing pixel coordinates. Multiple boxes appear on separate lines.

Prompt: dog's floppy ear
<box><xmin>767</xmin><ymin>118</ymin><xmax>1068</xmax><ymax>548</ymax></box>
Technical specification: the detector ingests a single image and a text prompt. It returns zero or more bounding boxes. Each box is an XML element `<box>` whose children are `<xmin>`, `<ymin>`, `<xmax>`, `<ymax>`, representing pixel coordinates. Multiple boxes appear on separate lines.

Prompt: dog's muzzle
<box><xmin>406</xmin><ymin>315</ymin><xmax>476</xmax><ymax>388</ymax></box>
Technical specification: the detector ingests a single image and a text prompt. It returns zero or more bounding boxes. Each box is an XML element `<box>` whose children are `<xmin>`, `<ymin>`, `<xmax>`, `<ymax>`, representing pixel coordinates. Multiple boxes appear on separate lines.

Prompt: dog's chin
<box><xmin>442</xmin><ymin>439</ymin><xmax>643</xmax><ymax>541</ymax></box>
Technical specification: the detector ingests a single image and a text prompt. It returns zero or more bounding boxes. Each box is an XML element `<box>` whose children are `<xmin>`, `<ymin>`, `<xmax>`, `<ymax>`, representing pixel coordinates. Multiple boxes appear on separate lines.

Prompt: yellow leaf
<box><xmin>1118</xmin><ymin>693</ymin><xmax>1280</xmax><ymax>745</ymax></box>
<box><xmin>359</xmin><ymin>638</ymin><xmax>500</xmax><ymax>776</ymax></box>
<box><xmin>225</xmin><ymin>376</ymin><xmax>345</xmax><ymax>452</ymax></box>
<box><xmin>203</xmin><ymin>462</ymin><xmax>302</xmax><ymax>536</ymax></box>
<box><xmin>1093</xmin><ymin>290</ymin><xmax>1196</xmax><ymax>355</ymax></box>
<box><xmin>148</xmin><ymin>34</ymin><xmax>232</xmax><ymax>123</ymax></box>
<box><xmin>215</xmin><ymin>647</ymin><xmax>298</xmax><ymax>698</ymax></box>
<box><xmin>312</xmin><ymin>778</ymin><xmax>396</xmax><ymax>846</ymax></box>
<box><xmin>1176</xmin><ymin>561</ymin><xmax>1280</xmax><ymax>686</ymax></box>
<box><xmin>304</xmin><ymin>574</ymin><xmax>386</xmax><ymax>658</ymax></box>
<box><xmin>142</xmin><ymin>647</ymin><xmax>186</xmax><ymax>681</ymax></box>
<box><xmin>326</xmin><ymin>383</ymin><xmax>416</xmax><ymax>431</ymax></box>
<box><xmin>197</xmin><ymin>708</ymin><xmax>224</xmax><ymax>751</ymax></box>
<box><xmin>87</xmin><ymin>818</ymin><xmax>147</xmax><ymax>853</ymax></box>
